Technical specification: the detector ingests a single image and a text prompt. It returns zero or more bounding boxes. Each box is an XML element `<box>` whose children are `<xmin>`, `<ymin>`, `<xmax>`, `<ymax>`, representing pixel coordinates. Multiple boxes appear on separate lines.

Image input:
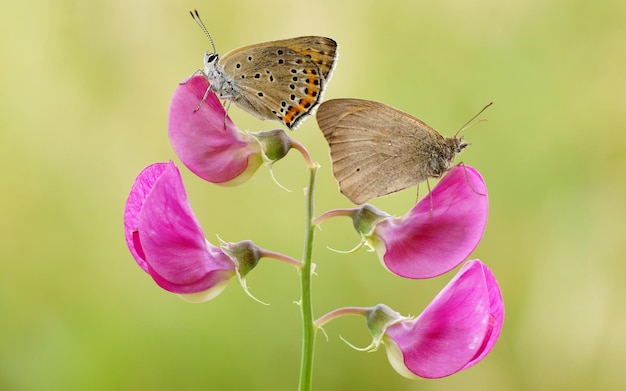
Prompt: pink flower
<box><xmin>123</xmin><ymin>161</ymin><xmax>236</xmax><ymax>302</ymax></box>
<box><xmin>358</xmin><ymin>165</ymin><xmax>488</xmax><ymax>279</ymax></box>
<box><xmin>168</xmin><ymin>76</ymin><xmax>263</xmax><ymax>186</ymax></box>
<box><xmin>383</xmin><ymin>259</ymin><xmax>504</xmax><ymax>378</ymax></box>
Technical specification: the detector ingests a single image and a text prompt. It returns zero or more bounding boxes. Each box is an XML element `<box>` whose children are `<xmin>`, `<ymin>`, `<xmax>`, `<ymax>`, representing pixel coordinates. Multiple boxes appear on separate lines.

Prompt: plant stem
<box><xmin>298</xmin><ymin>162</ymin><xmax>319</xmax><ymax>391</ymax></box>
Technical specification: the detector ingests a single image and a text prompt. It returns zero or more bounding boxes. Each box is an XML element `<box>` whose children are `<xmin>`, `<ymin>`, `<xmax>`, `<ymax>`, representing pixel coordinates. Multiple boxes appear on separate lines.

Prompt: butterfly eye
<box><xmin>205</xmin><ymin>52</ymin><xmax>219</xmax><ymax>64</ymax></box>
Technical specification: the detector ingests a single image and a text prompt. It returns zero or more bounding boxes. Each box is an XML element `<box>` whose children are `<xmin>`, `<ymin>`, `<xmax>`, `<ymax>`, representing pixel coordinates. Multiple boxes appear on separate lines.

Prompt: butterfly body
<box><xmin>316</xmin><ymin>99</ymin><xmax>468</xmax><ymax>204</ymax></box>
<box><xmin>200</xmin><ymin>36</ymin><xmax>337</xmax><ymax>129</ymax></box>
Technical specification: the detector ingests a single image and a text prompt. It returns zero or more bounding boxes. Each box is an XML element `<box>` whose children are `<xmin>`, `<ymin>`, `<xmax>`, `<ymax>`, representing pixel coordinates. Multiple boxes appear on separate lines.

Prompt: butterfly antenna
<box><xmin>454</xmin><ymin>102</ymin><xmax>493</xmax><ymax>137</ymax></box>
<box><xmin>190</xmin><ymin>9</ymin><xmax>216</xmax><ymax>54</ymax></box>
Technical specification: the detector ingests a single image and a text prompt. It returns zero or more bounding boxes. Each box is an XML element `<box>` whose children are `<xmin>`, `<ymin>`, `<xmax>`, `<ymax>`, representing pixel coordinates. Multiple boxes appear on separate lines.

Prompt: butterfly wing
<box><xmin>316</xmin><ymin>99</ymin><xmax>444</xmax><ymax>204</ymax></box>
<box><xmin>278</xmin><ymin>36</ymin><xmax>337</xmax><ymax>80</ymax></box>
<box><xmin>220</xmin><ymin>37</ymin><xmax>337</xmax><ymax>129</ymax></box>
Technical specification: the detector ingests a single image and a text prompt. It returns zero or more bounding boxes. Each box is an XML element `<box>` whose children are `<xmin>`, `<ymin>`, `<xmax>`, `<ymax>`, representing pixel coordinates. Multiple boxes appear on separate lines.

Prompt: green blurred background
<box><xmin>2</xmin><ymin>0</ymin><xmax>625</xmax><ymax>389</ymax></box>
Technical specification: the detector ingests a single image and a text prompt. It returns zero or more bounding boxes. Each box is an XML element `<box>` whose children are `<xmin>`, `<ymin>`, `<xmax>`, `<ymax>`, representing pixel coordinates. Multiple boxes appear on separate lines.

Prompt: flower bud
<box><xmin>251</xmin><ymin>128</ymin><xmax>293</xmax><ymax>162</ymax></box>
<box><xmin>222</xmin><ymin>240</ymin><xmax>261</xmax><ymax>277</ymax></box>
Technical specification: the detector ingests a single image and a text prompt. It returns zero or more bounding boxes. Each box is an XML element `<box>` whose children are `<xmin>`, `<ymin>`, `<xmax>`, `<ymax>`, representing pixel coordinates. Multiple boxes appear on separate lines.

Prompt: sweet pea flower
<box><xmin>384</xmin><ymin>260</ymin><xmax>504</xmax><ymax>378</ymax></box>
<box><xmin>315</xmin><ymin>165</ymin><xmax>488</xmax><ymax>279</ymax></box>
<box><xmin>123</xmin><ymin>161</ymin><xmax>301</xmax><ymax>303</ymax></box>
<box><xmin>124</xmin><ymin>162</ymin><xmax>235</xmax><ymax>302</ymax></box>
<box><xmin>314</xmin><ymin>259</ymin><xmax>504</xmax><ymax>379</ymax></box>
<box><xmin>167</xmin><ymin>76</ymin><xmax>268</xmax><ymax>185</ymax></box>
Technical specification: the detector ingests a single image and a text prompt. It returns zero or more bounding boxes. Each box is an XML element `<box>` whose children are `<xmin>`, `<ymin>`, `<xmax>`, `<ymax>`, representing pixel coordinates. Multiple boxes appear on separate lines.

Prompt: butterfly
<box><xmin>190</xmin><ymin>10</ymin><xmax>338</xmax><ymax>130</ymax></box>
<box><xmin>316</xmin><ymin>99</ymin><xmax>491</xmax><ymax>204</ymax></box>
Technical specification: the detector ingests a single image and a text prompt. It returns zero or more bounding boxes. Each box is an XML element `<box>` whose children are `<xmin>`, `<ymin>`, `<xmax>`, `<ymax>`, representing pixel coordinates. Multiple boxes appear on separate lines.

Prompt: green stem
<box><xmin>299</xmin><ymin>162</ymin><xmax>319</xmax><ymax>391</ymax></box>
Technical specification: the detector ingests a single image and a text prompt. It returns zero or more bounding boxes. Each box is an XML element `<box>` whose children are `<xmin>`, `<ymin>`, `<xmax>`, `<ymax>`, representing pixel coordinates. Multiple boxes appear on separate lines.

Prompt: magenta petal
<box><xmin>123</xmin><ymin>161</ymin><xmax>235</xmax><ymax>295</ymax></box>
<box><xmin>137</xmin><ymin>162</ymin><xmax>235</xmax><ymax>293</ymax></box>
<box><xmin>168</xmin><ymin>75</ymin><xmax>262</xmax><ymax>185</ymax></box>
<box><xmin>375</xmin><ymin>165</ymin><xmax>488</xmax><ymax>279</ymax></box>
<box><xmin>385</xmin><ymin>260</ymin><xmax>504</xmax><ymax>379</ymax></box>
<box><xmin>461</xmin><ymin>261</ymin><xmax>505</xmax><ymax>370</ymax></box>
<box><xmin>124</xmin><ymin>162</ymin><xmax>169</xmax><ymax>272</ymax></box>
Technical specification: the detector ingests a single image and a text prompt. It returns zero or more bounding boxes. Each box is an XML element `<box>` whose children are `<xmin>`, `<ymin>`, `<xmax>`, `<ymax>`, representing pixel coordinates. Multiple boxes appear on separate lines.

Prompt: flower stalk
<box><xmin>299</xmin><ymin>159</ymin><xmax>319</xmax><ymax>391</ymax></box>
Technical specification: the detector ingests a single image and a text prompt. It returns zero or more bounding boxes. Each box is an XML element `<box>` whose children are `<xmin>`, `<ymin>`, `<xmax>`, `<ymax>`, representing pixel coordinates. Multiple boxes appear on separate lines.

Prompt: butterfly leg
<box><xmin>181</xmin><ymin>68</ymin><xmax>205</xmax><ymax>85</ymax></box>
<box><xmin>220</xmin><ymin>99</ymin><xmax>233</xmax><ymax>128</ymax></box>
<box><xmin>459</xmin><ymin>162</ymin><xmax>487</xmax><ymax>196</ymax></box>
<box><xmin>193</xmin><ymin>85</ymin><xmax>212</xmax><ymax>113</ymax></box>
<box><xmin>426</xmin><ymin>180</ymin><xmax>434</xmax><ymax>218</ymax></box>
<box><xmin>415</xmin><ymin>181</ymin><xmax>434</xmax><ymax>217</ymax></box>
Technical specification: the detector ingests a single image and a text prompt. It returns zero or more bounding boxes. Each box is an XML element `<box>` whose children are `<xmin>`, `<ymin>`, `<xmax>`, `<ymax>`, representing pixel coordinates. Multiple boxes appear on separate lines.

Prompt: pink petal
<box><xmin>461</xmin><ymin>261</ymin><xmax>504</xmax><ymax>370</ymax></box>
<box><xmin>375</xmin><ymin>165</ymin><xmax>488</xmax><ymax>279</ymax></box>
<box><xmin>168</xmin><ymin>75</ymin><xmax>262</xmax><ymax>185</ymax></box>
<box><xmin>386</xmin><ymin>260</ymin><xmax>504</xmax><ymax>378</ymax></box>
<box><xmin>123</xmin><ymin>161</ymin><xmax>235</xmax><ymax>295</ymax></box>
<box><xmin>136</xmin><ymin>162</ymin><xmax>235</xmax><ymax>293</ymax></box>
<box><xmin>123</xmin><ymin>162</ymin><xmax>169</xmax><ymax>272</ymax></box>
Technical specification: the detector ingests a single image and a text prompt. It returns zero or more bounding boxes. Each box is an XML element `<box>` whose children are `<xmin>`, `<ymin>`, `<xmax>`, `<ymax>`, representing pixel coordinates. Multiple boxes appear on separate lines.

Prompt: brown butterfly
<box><xmin>316</xmin><ymin>99</ymin><xmax>491</xmax><ymax>204</ymax></box>
<box><xmin>190</xmin><ymin>10</ymin><xmax>338</xmax><ymax>130</ymax></box>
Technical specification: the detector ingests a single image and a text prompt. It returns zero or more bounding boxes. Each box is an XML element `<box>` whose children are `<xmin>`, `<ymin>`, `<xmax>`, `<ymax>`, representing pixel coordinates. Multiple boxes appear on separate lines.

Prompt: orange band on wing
<box><xmin>282</xmin><ymin>70</ymin><xmax>321</xmax><ymax>126</ymax></box>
